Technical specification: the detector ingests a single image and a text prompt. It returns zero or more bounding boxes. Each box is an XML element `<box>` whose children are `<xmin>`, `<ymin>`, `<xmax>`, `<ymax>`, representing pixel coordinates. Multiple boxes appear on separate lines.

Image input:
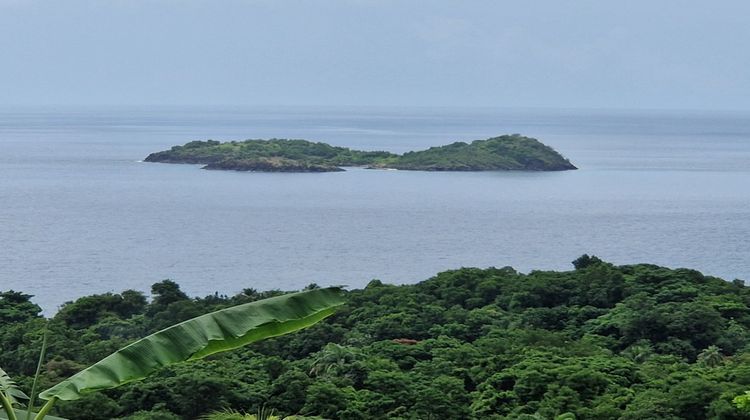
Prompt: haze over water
<box><xmin>1</xmin><ymin>106</ymin><xmax>749</xmax><ymax>311</ymax></box>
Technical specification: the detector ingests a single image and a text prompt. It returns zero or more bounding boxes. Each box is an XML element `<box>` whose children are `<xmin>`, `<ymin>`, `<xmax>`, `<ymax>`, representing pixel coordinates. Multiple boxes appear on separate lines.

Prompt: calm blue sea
<box><xmin>1</xmin><ymin>106</ymin><xmax>749</xmax><ymax>312</ymax></box>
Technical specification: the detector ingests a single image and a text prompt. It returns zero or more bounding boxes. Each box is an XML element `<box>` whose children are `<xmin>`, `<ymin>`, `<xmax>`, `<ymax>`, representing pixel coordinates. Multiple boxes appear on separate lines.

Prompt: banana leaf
<box><xmin>0</xmin><ymin>367</ymin><xmax>28</xmax><ymax>405</ymax></box>
<box><xmin>40</xmin><ymin>287</ymin><xmax>345</xmax><ymax>401</ymax></box>
<box><xmin>0</xmin><ymin>409</ymin><xmax>66</xmax><ymax>420</ymax></box>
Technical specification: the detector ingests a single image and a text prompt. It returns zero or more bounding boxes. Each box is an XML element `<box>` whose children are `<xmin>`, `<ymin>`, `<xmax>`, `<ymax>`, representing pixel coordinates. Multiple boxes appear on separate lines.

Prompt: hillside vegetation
<box><xmin>144</xmin><ymin>135</ymin><xmax>576</xmax><ymax>172</ymax></box>
<box><xmin>2</xmin><ymin>257</ymin><xmax>749</xmax><ymax>419</ymax></box>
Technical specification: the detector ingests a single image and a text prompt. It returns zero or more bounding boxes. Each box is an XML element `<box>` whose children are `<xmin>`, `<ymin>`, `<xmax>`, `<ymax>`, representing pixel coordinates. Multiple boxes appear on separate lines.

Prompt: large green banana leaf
<box><xmin>39</xmin><ymin>287</ymin><xmax>345</xmax><ymax>401</ymax></box>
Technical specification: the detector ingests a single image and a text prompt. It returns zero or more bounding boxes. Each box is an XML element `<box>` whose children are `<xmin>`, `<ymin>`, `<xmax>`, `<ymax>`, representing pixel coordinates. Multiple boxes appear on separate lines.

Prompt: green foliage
<box><xmin>118</xmin><ymin>409</ymin><xmax>180</xmax><ymax>420</ymax></box>
<box><xmin>389</xmin><ymin>134</ymin><xmax>576</xmax><ymax>171</ymax></box>
<box><xmin>40</xmin><ymin>287</ymin><xmax>346</xmax><ymax>402</ymax></box>
<box><xmin>698</xmin><ymin>345</ymin><xmax>724</xmax><ymax>367</ymax></box>
<box><xmin>0</xmin><ymin>367</ymin><xmax>28</xmax><ymax>407</ymax></box>
<box><xmin>0</xmin><ymin>409</ymin><xmax>66</xmax><ymax>420</ymax></box>
<box><xmin>144</xmin><ymin>139</ymin><xmax>396</xmax><ymax>172</ymax></box>
<box><xmin>571</xmin><ymin>254</ymin><xmax>602</xmax><ymax>270</ymax></box>
<box><xmin>56</xmin><ymin>291</ymin><xmax>146</xmax><ymax>331</ymax></box>
<box><xmin>4</xmin><ymin>257</ymin><xmax>750</xmax><ymax>419</ymax></box>
<box><xmin>0</xmin><ymin>292</ymin><xmax>41</xmax><ymax>324</ymax></box>
<box><xmin>144</xmin><ymin>135</ymin><xmax>576</xmax><ymax>172</ymax></box>
<box><xmin>735</xmin><ymin>391</ymin><xmax>750</xmax><ymax>411</ymax></box>
<box><xmin>199</xmin><ymin>406</ymin><xmax>288</xmax><ymax>419</ymax></box>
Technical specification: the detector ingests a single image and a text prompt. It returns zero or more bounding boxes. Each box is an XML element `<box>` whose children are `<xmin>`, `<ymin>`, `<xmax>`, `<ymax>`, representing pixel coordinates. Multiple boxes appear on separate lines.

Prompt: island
<box><xmin>144</xmin><ymin>135</ymin><xmax>577</xmax><ymax>172</ymax></box>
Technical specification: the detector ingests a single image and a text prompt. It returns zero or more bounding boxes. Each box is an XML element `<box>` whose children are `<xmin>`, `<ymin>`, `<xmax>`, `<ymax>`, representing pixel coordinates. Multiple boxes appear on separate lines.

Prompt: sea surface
<box><xmin>1</xmin><ymin>106</ymin><xmax>749</xmax><ymax>312</ymax></box>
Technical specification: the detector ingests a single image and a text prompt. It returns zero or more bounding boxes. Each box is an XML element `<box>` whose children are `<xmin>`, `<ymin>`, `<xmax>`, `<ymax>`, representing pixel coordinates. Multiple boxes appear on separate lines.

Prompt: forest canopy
<box><xmin>2</xmin><ymin>257</ymin><xmax>750</xmax><ymax>419</ymax></box>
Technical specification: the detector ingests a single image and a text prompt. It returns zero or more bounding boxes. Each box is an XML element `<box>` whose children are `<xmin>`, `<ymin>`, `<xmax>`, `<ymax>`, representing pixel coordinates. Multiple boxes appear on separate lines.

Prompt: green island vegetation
<box><xmin>3</xmin><ymin>256</ymin><xmax>750</xmax><ymax>419</ymax></box>
<box><xmin>143</xmin><ymin>135</ymin><xmax>577</xmax><ymax>172</ymax></box>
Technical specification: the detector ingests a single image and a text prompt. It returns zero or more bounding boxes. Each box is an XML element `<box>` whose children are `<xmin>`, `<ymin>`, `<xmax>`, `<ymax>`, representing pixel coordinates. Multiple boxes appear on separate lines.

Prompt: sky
<box><xmin>1</xmin><ymin>0</ymin><xmax>749</xmax><ymax>110</ymax></box>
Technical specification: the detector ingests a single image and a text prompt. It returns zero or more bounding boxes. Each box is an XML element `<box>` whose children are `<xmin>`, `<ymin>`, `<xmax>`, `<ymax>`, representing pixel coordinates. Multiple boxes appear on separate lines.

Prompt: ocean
<box><xmin>1</xmin><ymin>106</ymin><xmax>749</xmax><ymax>312</ymax></box>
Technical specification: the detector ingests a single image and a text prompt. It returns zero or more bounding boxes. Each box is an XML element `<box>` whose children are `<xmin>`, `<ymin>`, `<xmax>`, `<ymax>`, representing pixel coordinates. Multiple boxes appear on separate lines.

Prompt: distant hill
<box><xmin>379</xmin><ymin>135</ymin><xmax>577</xmax><ymax>171</ymax></box>
<box><xmin>144</xmin><ymin>135</ymin><xmax>576</xmax><ymax>172</ymax></box>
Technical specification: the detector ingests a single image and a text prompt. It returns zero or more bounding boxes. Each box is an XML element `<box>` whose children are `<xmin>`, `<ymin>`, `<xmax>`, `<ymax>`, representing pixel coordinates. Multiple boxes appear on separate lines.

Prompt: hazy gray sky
<box><xmin>1</xmin><ymin>0</ymin><xmax>749</xmax><ymax>109</ymax></box>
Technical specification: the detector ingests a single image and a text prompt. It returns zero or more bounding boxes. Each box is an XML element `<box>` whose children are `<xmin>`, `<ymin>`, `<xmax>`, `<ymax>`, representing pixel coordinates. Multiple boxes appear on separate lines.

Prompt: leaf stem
<box><xmin>32</xmin><ymin>398</ymin><xmax>56</xmax><ymax>420</ymax></box>
<box><xmin>0</xmin><ymin>391</ymin><xmax>18</xmax><ymax>420</ymax></box>
<box><xmin>27</xmin><ymin>324</ymin><xmax>49</xmax><ymax>420</ymax></box>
